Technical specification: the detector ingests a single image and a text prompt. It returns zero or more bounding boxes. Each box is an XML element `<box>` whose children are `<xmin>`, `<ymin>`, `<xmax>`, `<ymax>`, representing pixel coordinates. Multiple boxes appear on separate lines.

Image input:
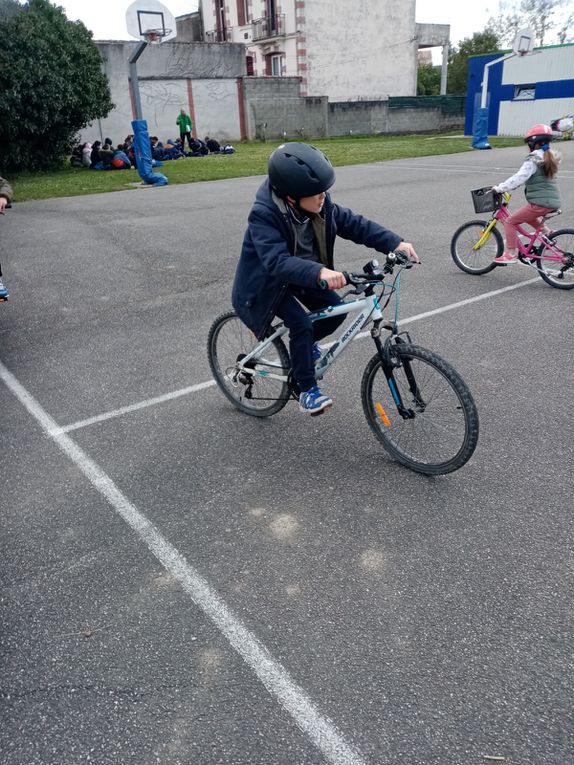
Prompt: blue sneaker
<box><xmin>299</xmin><ymin>384</ymin><xmax>333</xmax><ymax>415</ymax></box>
<box><xmin>0</xmin><ymin>278</ymin><xmax>8</xmax><ymax>301</ymax></box>
<box><xmin>312</xmin><ymin>343</ymin><xmax>322</xmax><ymax>362</ymax></box>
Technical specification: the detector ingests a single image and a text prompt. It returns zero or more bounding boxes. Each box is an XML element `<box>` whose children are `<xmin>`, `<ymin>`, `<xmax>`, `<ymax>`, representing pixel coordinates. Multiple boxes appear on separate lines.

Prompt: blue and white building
<box><xmin>465</xmin><ymin>43</ymin><xmax>574</xmax><ymax>137</ymax></box>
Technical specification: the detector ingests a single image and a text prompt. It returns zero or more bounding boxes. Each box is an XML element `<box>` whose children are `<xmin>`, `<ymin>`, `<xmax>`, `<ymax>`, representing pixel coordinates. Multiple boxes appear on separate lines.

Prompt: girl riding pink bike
<box><xmin>491</xmin><ymin>123</ymin><xmax>561</xmax><ymax>264</ymax></box>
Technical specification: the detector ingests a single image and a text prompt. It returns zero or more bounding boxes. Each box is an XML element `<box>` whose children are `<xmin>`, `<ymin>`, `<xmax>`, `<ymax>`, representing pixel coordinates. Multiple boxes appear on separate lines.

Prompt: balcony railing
<box><xmin>252</xmin><ymin>14</ymin><xmax>285</xmax><ymax>41</ymax></box>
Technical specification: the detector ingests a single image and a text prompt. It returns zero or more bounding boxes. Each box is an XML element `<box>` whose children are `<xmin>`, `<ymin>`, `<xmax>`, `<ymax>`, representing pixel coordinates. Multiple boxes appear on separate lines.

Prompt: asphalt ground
<box><xmin>1</xmin><ymin>142</ymin><xmax>573</xmax><ymax>765</ymax></box>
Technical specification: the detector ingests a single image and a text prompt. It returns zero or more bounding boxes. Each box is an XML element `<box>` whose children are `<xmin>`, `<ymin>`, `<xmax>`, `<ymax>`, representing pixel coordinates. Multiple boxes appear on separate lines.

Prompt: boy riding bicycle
<box><xmin>231</xmin><ymin>142</ymin><xmax>419</xmax><ymax>415</ymax></box>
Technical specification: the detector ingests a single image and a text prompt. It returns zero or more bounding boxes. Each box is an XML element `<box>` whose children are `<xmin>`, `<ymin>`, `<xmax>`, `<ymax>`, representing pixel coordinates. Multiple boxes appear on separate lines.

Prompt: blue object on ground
<box><xmin>472</xmin><ymin>107</ymin><xmax>492</xmax><ymax>150</ymax></box>
<box><xmin>132</xmin><ymin>120</ymin><xmax>168</xmax><ymax>186</ymax></box>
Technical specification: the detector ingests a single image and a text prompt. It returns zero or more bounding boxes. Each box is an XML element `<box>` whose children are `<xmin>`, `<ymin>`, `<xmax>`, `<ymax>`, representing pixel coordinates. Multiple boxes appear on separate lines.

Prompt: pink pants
<box><xmin>504</xmin><ymin>203</ymin><xmax>554</xmax><ymax>250</ymax></box>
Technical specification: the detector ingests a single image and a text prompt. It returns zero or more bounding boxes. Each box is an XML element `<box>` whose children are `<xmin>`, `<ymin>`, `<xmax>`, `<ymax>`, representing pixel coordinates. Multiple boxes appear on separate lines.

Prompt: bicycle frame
<box><xmin>475</xmin><ymin>194</ymin><xmax>565</xmax><ymax>262</ymax></box>
<box><xmin>236</xmin><ymin>274</ymin><xmax>403</xmax><ymax>387</ymax></box>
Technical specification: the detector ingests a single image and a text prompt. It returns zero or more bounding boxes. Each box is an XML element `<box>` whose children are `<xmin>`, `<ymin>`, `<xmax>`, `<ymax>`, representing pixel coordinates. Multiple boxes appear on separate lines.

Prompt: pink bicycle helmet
<box><xmin>524</xmin><ymin>124</ymin><xmax>553</xmax><ymax>149</ymax></box>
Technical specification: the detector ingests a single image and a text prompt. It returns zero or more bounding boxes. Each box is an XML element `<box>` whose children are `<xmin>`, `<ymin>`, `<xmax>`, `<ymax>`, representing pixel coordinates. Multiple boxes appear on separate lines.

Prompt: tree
<box><xmin>0</xmin><ymin>0</ymin><xmax>113</xmax><ymax>173</ymax></box>
<box><xmin>487</xmin><ymin>0</ymin><xmax>573</xmax><ymax>46</ymax></box>
<box><xmin>447</xmin><ymin>31</ymin><xmax>501</xmax><ymax>94</ymax></box>
<box><xmin>0</xmin><ymin>0</ymin><xmax>21</xmax><ymax>23</ymax></box>
<box><xmin>417</xmin><ymin>63</ymin><xmax>441</xmax><ymax>96</ymax></box>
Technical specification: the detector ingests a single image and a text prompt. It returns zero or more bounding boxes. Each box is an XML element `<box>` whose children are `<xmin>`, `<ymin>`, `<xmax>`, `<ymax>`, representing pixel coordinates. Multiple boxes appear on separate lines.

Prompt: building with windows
<box><xmin>192</xmin><ymin>0</ymin><xmax>449</xmax><ymax>101</ymax></box>
<box><xmin>466</xmin><ymin>43</ymin><xmax>574</xmax><ymax>136</ymax></box>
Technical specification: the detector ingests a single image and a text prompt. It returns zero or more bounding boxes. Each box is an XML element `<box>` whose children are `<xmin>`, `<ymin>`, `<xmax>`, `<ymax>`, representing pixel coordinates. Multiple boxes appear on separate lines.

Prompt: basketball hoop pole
<box><xmin>480</xmin><ymin>52</ymin><xmax>515</xmax><ymax>110</ymax></box>
<box><xmin>473</xmin><ymin>28</ymin><xmax>535</xmax><ymax>150</ymax></box>
<box><xmin>129</xmin><ymin>40</ymin><xmax>149</xmax><ymax>121</ymax></box>
<box><xmin>472</xmin><ymin>52</ymin><xmax>515</xmax><ymax>150</ymax></box>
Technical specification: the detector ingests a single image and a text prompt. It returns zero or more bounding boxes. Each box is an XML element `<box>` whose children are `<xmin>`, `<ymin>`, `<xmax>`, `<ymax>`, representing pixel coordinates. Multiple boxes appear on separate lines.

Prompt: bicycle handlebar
<box><xmin>318</xmin><ymin>251</ymin><xmax>412</xmax><ymax>290</ymax></box>
<box><xmin>344</xmin><ymin>251</ymin><xmax>413</xmax><ymax>287</ymax></box>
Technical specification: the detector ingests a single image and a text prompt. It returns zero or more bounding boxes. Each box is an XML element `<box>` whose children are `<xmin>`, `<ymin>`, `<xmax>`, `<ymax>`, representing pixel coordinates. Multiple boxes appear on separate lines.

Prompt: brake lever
<box><xmin>393</xmin><ymin>251</ymin><xmax>414</xmax><ymax>270</ymax></box>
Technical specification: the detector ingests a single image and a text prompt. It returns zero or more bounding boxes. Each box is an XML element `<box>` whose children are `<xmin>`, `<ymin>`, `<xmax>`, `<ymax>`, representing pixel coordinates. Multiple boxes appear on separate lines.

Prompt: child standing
<box><xmin>493</xmin><ymin>124</ymin><xmax>561</xmax><ymax>264</ymax></box>
<box><xmin>232</xmin><ymin>142</ymin><xmax>419</xmax><ymax>415</ymax></box>
<box><xmin>0</xmin><ymin>175</ymin><xmax>13</xmax><ymax>300</ymax></box>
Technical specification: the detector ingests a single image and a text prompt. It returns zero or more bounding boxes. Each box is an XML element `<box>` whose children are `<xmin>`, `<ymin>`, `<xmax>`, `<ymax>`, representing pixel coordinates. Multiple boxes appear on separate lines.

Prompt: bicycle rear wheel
<box><xmin>207</xmin><ymin>311</ymin><xmax>291</xmax><ymax>417</ymax></box>
<box><xmin>451</xmin><ymin>220</ymin><xmax>502</xmax><ymax>274</ymax></box>
<box><xmin>361</xmin><ymin>344</ymin><xmax>479</xmax><ymax>475</ymax></box>
<box><xmin>536</xmin><ymin>228</ymin><xmax>574</xmax><ymax>290</ymax></box>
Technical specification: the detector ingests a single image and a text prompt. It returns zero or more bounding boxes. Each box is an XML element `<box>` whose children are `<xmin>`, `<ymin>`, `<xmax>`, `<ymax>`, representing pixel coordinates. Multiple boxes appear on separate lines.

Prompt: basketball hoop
<box><xmin>144</xmin><ymin>27</ymin><xmax>170</xmax><ymax>43</ymax></box>
<box><xmin>125</xmin><ymin>1</ymin><xmax>177</xmax><ymax>43</ymax></box>
<box><xmin>513</xmin><ymin>28</ymin><xmax>535</xmax><ymax>57</ymax></box>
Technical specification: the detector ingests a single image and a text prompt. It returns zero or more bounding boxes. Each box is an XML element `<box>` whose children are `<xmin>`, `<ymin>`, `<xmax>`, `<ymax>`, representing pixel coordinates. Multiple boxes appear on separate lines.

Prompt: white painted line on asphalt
<box><xmin>356</xmin><ymin>276</ymin><xmax>540</xmax><ymax>339</ymax></box>
<box><xmin>0</xmin><ymin>359</ymin><xmax>368</xmax><ymax>765</ymax></box>
<box><xmin>374</xmin><ymin>162</ymin><xmax>574</xmax><ymax>177</ymax></box>
<box><xmin>57</xmin><ymin>276</ymin><xmax>541</xmax><ymax>434</ymax></box>
<box><xmin>56</xmin><ymin>380</ymin><xmax>216</xmax><ymax>434</ymax></box>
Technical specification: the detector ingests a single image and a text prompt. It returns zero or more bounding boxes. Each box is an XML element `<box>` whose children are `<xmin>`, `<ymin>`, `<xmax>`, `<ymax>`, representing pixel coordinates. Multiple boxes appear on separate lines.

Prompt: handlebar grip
<box><xmin>342</xmin><ymin>271</ymin><xmax>351</xmax><ymax>285</ymax></box>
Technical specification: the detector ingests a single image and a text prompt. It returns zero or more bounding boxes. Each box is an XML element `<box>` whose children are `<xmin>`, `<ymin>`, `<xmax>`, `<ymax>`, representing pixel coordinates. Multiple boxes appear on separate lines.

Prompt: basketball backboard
<box><xmin>513</xmin><ymin>28</ymin><xmax>535</xmax><ymax>56</ymax></box>
<box><xmin>125</xmin><ymin>0</ymin><xmax>177</xmax><ymax>42</ymax></box>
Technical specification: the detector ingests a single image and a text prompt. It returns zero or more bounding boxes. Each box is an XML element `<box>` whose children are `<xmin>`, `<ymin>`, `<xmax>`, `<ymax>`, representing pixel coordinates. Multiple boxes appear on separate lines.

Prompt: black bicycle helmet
<box><xmin>268</xmin><ymin>142</ymin><xmax>335</xmax><ymax>198</ymax></box>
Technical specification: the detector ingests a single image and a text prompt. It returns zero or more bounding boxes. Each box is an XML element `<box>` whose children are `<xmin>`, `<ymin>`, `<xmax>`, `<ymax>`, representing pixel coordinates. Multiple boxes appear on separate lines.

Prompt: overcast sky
<box><xmin>55</xmin><ymin>0</ymin><xmax>494</xmax><ymax>48</ymax></box>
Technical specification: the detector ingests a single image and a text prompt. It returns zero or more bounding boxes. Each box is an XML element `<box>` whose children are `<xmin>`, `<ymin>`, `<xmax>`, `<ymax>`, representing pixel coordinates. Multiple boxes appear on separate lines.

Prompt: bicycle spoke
<box><xmin>537</xmin><ymin>229</ymin><xmax>574</xmax><ymax>290</ymax></box>
<box><xmin>207</xmin><ymin>311</ymin><xmax>291</xmax><ymax>417</ymax></box>
<box><xmin>451</xmin><ymin>220</ymin><xmax>502</xmax><ymax>275</ymax></box>
<box><xmin>361</xmin><ymin>344</ymin><xmax>479</xmax><ymax>474</ymax></box>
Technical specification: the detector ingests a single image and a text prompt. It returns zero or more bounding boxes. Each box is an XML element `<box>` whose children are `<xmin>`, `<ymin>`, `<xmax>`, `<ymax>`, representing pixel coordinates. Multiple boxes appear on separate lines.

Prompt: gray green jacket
<box><xmin>494</xmin><ymin>150</ymin><xmax>560</xmax><ymax>209</ymax></box>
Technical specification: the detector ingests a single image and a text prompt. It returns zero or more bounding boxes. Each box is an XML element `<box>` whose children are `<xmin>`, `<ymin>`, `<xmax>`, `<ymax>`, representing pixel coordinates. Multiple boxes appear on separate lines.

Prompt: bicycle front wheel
<box><xmin>361</xmin><ymin>344</ymin><xmax>479</xmax><ymax>475</ymax></box>
<box><xmin>536</xmin><ymin>228</ymin><xmax>574</xmax><ymax>290</ymax></box>
<box><xmin>451</xmin><ymin>220</ymin><xmax>503</xmax><ymax>274</ymax></box>
<box><xmin>207</xmin><ymin>311</ymin><xmax>291</xmax><ymax>417</ymax></box>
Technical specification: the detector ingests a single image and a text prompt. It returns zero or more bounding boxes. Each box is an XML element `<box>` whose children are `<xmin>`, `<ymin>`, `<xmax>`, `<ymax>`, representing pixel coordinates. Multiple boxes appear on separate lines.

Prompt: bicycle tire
<box><xmin>451</xmin><ymin>220</ymin><xmax>503</xmax><ymax>274</ymax></box>
<box><xmin>361</xmin><ymin>344</ymin><xmax>479</xmax><ymax>475</ymax></box>
<box><xmin>536</xmin><ymin>228</ymin><xmax>574</xmax><ymax>290</ymax></box>
<box><xmin>207</xmin><ymin>310</ymin><xmax>291</xmax><ymax>417</ymax></box>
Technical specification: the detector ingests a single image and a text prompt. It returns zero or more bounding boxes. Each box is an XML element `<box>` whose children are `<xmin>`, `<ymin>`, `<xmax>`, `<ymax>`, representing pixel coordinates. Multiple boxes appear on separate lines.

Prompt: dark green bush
<box><xmin>0</xmin><ymin>0</ymin><xmax>113</xmax><ymax>172</ymax></box>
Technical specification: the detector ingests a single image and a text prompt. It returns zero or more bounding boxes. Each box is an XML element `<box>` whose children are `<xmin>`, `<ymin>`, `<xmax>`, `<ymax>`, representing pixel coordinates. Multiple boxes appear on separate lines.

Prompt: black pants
<box><xmin>180</xmin><ymin>131</ymin><xmax>192</xmax><ymax>151</ymax></box>
<box><xmin>274</xmin><ymin>285</ymin><xmax>346</xmax><ymax>392</ymax></box>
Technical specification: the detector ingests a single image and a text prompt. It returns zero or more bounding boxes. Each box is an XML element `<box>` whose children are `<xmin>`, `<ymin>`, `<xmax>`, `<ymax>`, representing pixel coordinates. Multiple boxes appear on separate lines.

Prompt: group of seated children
<box><xmin>71</xmin><ymin>133</ymin><xmax>235</xmax><ymax>170</ymax></box>
<box><xmin>150</xmin><ymin>135</ymin><xmax>235</xmax><ymax>160</ymax></box>
<box><xmin>70</xmin><ymin>136</ymin><xmax>134</xmax><ymax>170</ymax></box>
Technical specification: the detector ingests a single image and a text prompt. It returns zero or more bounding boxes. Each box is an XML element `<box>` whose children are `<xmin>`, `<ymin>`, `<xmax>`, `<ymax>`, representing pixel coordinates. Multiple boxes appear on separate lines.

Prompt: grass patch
<box><xmin>10</xmin><ymin>133</ymin><xmax>522</xmax><ymax>202</ymax></box>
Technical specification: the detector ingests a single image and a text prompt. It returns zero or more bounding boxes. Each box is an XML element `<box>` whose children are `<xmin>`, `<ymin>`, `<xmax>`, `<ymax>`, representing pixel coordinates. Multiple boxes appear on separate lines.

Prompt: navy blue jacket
<box><xmin>232</xmin><ymin>180</ymin><xmax>403</xmax><ymax>339</ymax></box>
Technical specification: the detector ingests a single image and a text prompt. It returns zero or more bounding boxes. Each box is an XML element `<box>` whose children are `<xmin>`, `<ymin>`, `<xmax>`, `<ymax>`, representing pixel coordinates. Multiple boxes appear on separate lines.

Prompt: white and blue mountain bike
<box><xmin>208</xmin><ymin>252</ymin><xmax>479</xmax><ymax>475</ymax></box>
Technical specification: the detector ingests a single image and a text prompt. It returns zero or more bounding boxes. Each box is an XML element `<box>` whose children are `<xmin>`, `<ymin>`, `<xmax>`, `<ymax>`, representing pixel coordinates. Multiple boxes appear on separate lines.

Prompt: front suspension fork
<box><xmin>372</xmin><ymin>324</ymin><xmax>424</xmax><ymax>419</ymax></box>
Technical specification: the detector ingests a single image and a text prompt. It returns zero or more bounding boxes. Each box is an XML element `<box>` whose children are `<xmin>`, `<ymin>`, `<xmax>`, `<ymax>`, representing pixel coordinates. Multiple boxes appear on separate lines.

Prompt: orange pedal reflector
<box><xmin>375</xmin><ymin>403</ymin><xmax>391</xmax><ymax>427</ymax></box>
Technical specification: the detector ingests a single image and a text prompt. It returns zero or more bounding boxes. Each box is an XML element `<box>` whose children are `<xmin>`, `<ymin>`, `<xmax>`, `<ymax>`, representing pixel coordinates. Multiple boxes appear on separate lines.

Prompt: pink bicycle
<box><xmin>451</xmin><ymin>189</ymin><xmax>574</xmax><ymax>290</ymax></box>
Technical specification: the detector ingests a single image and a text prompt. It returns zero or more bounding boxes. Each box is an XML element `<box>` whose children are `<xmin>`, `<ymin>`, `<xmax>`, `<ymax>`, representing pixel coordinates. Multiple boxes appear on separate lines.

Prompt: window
<box><xmin>216</xmin><ymin>0</ymin><xmax>227</xmax><ymax>41</ymax></box>
<box><xmin>514</xmin><ymin>84</ymin><xmax>536</xmax><ymax>101</ymax></box>
<box><xmin>265</xmin><ymin>52</ymin><xmax>283</xmax><ymax>76</ymax></box>
<box><xmin>236</xmin><ymin>0</ymin><xmax>249</xmax><ymax>26</ymax></box>
<box><xmin>246</xmin><ymin>55</ymin><xmax>254</xmax><ymax>76</ymax></box>
<box><xmin>270</xmin><ymin>54</ymin><xmax>282</xmax><ymax>76</ymax></box>
<box><xmin>267</xmin><ymin>0</ymin><xmax>277</xmax><ymax>28</ymax></box>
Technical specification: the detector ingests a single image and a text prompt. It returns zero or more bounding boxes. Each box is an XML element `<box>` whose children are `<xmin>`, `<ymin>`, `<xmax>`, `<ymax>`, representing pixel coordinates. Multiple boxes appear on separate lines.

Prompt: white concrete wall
<box><xmin>199</xmin><ymin>0</ymin><xmax>417</xmax><ymax>98</ymax></box>
<box><xmin>303</xmin><ymin>0</ymin><xmax>417</xmax><ymax>100</ymax></box>
<box><xmin>190</xmin><ymin>80</ymin><xmax>241</xmax><ymax>141</ymax></box>
<box><xmin>79</xmin><ymin>41</ymin><xmax>244</xmax><ymax>145</ymax></box>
